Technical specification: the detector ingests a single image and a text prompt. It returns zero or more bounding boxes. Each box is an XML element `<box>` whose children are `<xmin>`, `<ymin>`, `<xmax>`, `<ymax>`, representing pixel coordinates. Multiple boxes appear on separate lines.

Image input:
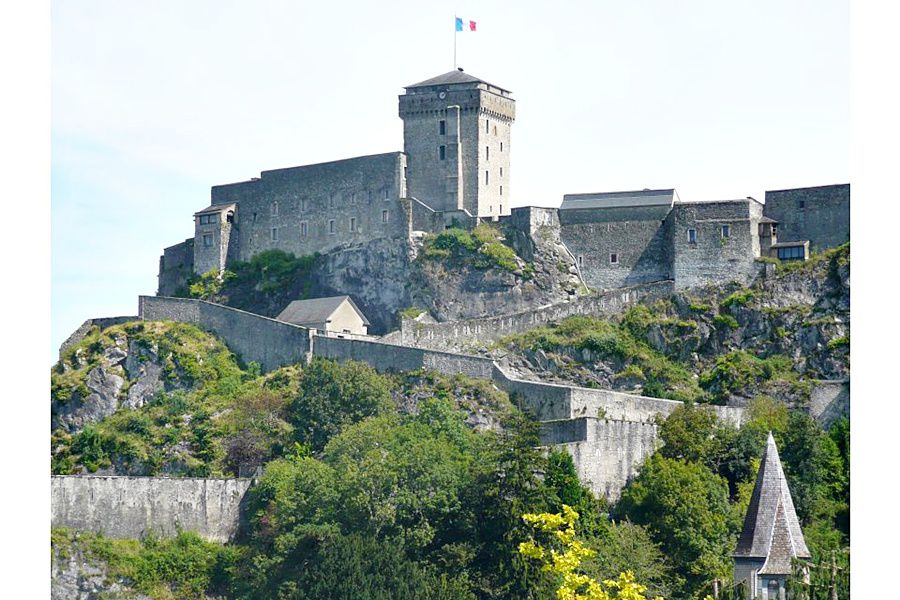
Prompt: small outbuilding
<box><xmin>276</xmin><ymin>296</ymin><xmax>370</xmax><ymax>336</ymax></box>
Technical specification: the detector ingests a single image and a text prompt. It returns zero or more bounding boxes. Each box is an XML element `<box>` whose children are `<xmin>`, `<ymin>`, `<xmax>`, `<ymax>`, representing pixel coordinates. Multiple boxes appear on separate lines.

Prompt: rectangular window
<box><xmin>486</xmin><ymin>146</ymin><xmax>490</xmax><ymax>161</ymax></box>
<box><xmin>439</xmin><ymin>120</ymin><xmax>446</xmax><ymax>135</ymax></box>
<box><xmin>329</xmin><ymin>219</ymin><xmax>335</xmax><ymax>234</ymax></box>
<box><xmin>199</xmin><ymin>214</ymin><xmax>217</xmax><ymax>225</ymax></box>
<box><xmin>350</xmin><ymin>217</ymin><xmax>357</xmax><ymax>232</ymax></box>
<box><xmin>202</xmin><ymin>234</ymin><xmax>213</xmax><ymax>247</ymax></box>
<box><xmin>485</xmin><ymin>170</ymin><xmax>489</xmax><ymax>185</ymax></box>
<box><xmin>439</xmin><ymin>145</ymin><xmax>446</xmax><ymax>160</ymax></box>
<box><xmin>577</xmin><ymin>255</ymin><xmax>584</xmax><ymax>267</ymax></box>
<box><xmin>610</xmin><ymin>253</ymin><xmax>619</xmax><ymax>264</ymax></box>
<box><xmin>271</xmin><ymin>227</ymin><xmax>278</xmax><ymax>242</ymax></box>
<box><xmin>777</xmin><ymin>246</ymin><xmax>805</xmax><ymax>260</ymax></box>
<box><xmin>688</xmin><ymin>229</ymin><xmax>697</xmax><ymax>243</ymax></box>
<box><xmin>300</xmin><ymin>221</ymin><xmax>308</xmax><ymax>237</ymax></box>
<box><xmin>721</xmin><ymin>224</ymin><xmax>730</xmax><ymax>238</ymax></box>
<box><xmin>799</xmin><ymin>200</ymin><xmax>805</xmax><ymax>209</ymax></box>
<box><xmin>271</xmin><ymin>202</ymin><xmax>278</xmax><ymax>216</ymax></box>
<box><xmin>382</xmin><ymin>210</ymin><xmax>389</xmax><ymax>223</ymax></box>
<box><xmin>383</xmin><ymin>188</ymin><xmax>389</xmax><ymax>200</ymax></box>
<box><xmin>485</xmin><ymin>119</ymin><xmax>489</xmax><ymax>133</ymax></box>
<box><xmin>300</xmin><ymin>198</ymin><xmax>308</xmax><ymax>211</ymax></box>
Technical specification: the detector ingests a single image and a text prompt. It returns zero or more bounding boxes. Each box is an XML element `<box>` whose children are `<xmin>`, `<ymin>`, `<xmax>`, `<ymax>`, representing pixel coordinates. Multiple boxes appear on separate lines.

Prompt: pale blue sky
<box><xmin>51</xmin><ymin>0</ymin><xmax>849</xmax><ymax>363</ymax></box>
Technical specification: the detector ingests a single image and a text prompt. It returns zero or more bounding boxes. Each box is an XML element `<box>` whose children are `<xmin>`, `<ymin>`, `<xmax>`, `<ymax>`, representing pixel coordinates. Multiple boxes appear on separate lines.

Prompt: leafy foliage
<box><xmin>422</xmin><ymin>224</ymin><xmax>524</xmax><ymax>273</ymax></box>
<box><xmin>519</xmin><ymin>505</ymin><xmax>664</xmax><ymax>600</ymax></box>
<box><xmin>52</xmin><ymin>528</ymin><xmax>241</xmax><ymax>600</ymax></box>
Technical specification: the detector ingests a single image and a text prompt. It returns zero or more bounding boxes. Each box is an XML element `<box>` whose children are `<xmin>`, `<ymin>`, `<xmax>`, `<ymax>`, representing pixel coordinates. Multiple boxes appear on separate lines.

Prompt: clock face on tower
<box><xmin>438</xmin><ymin>91</ymin><xmax>446</xmax><ymax>99</ymax></box>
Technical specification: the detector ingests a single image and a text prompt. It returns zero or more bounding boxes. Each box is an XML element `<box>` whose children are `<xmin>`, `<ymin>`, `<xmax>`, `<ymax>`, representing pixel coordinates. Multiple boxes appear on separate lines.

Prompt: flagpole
<box><xmin>453</xmin><ymin>14</ymin><xmax>457</xmax><ymax>69</ymax></box>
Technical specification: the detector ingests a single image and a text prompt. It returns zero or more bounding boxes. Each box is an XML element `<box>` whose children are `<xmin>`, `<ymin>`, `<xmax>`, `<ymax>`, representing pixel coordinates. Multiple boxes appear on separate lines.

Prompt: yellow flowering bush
<box><xmin>518</xmin><ymin>505</ymin><xmax>664</xmax><ymax>600</ymax></box>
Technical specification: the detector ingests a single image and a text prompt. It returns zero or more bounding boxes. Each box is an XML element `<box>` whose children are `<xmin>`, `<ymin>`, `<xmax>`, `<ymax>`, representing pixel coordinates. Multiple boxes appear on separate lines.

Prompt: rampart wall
<box><xmin>399</xmin><ymin>280</ymin><xmax>675</xmax><ymax>351</ymax></box>
<box><xmin>139</xmin><ymin>296</ymin><xmax>311</xmax><ymax>372</ymax></box>
<box><xmin>540</xmin><ymin>418</ymin><xmax>660</xmax><ymax>502</ymax></box>
<box><xmin>51</xmin><ymin>476</ymin><xmax>252</xmax><ymax>543</ymax></box>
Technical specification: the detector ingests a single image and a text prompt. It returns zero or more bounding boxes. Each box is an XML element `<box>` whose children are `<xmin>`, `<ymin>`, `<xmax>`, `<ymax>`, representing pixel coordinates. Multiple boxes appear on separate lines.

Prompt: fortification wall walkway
<box><xmin>398</xmin><ymin>280</ymin><xmax>675</xmax><ymax>351</ymax></box>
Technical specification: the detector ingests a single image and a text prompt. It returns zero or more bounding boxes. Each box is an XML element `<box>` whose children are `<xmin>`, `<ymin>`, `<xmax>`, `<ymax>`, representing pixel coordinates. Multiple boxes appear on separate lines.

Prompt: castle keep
<box><xmin>158</xmin><ymin>68</ymin><xmax>849</xmax><ymax>299</ymax></box>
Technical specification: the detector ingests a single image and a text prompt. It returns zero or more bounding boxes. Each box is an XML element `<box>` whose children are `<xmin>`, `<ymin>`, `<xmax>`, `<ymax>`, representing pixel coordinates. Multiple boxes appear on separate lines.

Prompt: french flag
<box><xmin>455</xmin><ymin>17</ymin><xmax>476</xmax><ymax>32</ymax></box>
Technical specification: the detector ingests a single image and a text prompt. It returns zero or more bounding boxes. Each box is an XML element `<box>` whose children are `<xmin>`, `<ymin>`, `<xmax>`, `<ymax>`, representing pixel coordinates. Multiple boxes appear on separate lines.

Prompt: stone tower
<box><xmin>399</xmin><ymin>68</ymin><xmax>515</xmax><ymax>218</ymax></box>
<box><xmin>733</xmin><ymin>433</ymin><xmax>811</xmax><ymax>600</ymax></box>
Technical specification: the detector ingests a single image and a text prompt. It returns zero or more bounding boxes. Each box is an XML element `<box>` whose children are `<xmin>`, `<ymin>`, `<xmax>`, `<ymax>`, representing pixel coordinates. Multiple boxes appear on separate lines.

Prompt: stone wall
<box><xmin>808</xmin><ymin>379</ymin><xmax>850</xmax><ymax>427</ymax></box>
<box><xmin>559</xmin><ymin>205</ymin><xmax>673</xmax><ymax>291</ymax></box>
<box><xmin>59</xmin><ymin>316</ymin><xmax>139</xmax><ymax>359</ymax></box>
<box><xmin>763</xmin><ymin>184</ymin><xmax>850</xmax><ymax>252</ymax></box>
<box><xmin>493</xmin><ymin>365</ymin><xmax>745</xmax><ymax>426</ymax></box>
<box><xmin>158</xmin><ymin>239</ymin><xmax>194</xmax><ymax>296</ymax></box>
<box><xmin>540</xmin><ymin>418</ymin><xmax>660</xmax><ymax>502</ymax></box>
<box><xmin>200</xmin><ymin>153</ymin><xmax>410</xmax><ymax>272</ymax></box>
<box><xmin>51</xmin><ymin>476</ymin><xmax>252</xmax><ymax>543</ymax></box>
<box><xmin>399</xmin><ymin>281</ymin><xmax>674</xmax><ymax>351</ymax></box>
<box><xmin>669</xmin><ymin>200</ymin><xmax>765</xmax><ymax>290</ymax></box>
<box><xmin>139</xmin><ymin>296</ymin><xmax>311</xmax><ymax>372</ymax></box>
<box><xmin>313</xmin><ymin>335</ymin><xmax>494</xmax><ymax>380</ymax></box>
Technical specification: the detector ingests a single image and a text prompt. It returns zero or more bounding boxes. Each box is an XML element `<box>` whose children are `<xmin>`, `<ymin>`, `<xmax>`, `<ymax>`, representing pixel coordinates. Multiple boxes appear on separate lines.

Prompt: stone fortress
<box><xmin>158</xmin><ymin>67</ymin><xmax>849</xmax><ymax>299</ymax></box>
<box><xmin>56</xmin><ymin>69</ymin><xmax>849</xmax><ymax>589</ymax></box>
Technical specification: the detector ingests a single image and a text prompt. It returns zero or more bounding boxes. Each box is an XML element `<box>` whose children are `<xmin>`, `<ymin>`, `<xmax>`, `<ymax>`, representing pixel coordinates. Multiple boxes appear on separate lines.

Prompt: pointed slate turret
<box><xmin>733</xmin><ymin>433</ymin><xmax>810</xmax><ymax>599</ymax></box>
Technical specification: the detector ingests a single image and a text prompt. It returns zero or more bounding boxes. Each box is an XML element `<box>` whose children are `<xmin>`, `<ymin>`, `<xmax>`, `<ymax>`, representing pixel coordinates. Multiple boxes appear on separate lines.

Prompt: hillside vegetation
<box><xmin>498</xmin><ymin>244</ymin><xmax>849</xmax><ymax>407</ymax></box>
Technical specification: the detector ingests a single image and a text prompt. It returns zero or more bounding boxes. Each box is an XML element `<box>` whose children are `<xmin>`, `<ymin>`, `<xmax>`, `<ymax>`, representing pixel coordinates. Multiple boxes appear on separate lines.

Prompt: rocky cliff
<box><xmin>496</xmin><ymin>244</ymin><xmax>849</xmax><ymax>410</ymax></box>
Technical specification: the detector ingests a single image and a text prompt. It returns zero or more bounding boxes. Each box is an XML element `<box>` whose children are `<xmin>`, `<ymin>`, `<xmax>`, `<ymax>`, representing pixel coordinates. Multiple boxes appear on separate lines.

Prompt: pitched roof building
<box><xmin>733</xmin><ymin>433</ymin><xmax>811</xmax><ymax>600</ymax></box>
<box><xmin>276</xmin><ymin>296</ymin><xmax>370</xmax><ymax>336</ymax></box>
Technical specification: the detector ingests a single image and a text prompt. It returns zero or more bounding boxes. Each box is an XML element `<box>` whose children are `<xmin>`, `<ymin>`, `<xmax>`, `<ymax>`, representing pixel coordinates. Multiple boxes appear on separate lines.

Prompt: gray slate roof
<box><xmin>560</xmin><ymin>189</ymin><xmax>676</xmax><ymax>211</ymax></box>
<box><xmin>277</xmin><ymin>296</ymin><xmax>370</xmax><ymax>326</ymax></box>
<box><xmin>194</xmin><ymin>203</ymin><xmax>236</xmax><ymax>216</ymax></box>
<box><xmin>734</xmin><ymin>433</ymin><xmax>810</xmax><ymax>569</ymax></box>
<box><xmin>405</xmin><ymin>69</ymin><xmax>510</xmax><ymax>93</ymax></box>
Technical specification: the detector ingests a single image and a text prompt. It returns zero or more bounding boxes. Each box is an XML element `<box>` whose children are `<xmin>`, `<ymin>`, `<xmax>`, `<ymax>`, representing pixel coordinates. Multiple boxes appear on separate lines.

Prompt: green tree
<box><xmin>616</xmin><ymin>455</ymin><xmax>733</xmax><ymax>598</ymax></box>
<box><xmin>287</xmin><ymin>358</ymin><xmax>393</xmax><ymax>452</ymax></box>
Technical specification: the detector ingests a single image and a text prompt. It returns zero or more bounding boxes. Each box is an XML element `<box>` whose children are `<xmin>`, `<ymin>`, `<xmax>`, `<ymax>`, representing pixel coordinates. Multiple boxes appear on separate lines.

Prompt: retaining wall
<box><xmin>51</xmin><ymin>476</ymin><xmax>252</xmax><ymax>543</ymax></box>
<box><xmin>313</xmin><ymin>335</ymin><xmax>494</xmax><ymax>380</ymax></box>
<box><xmin>541</xmin><ymin>418</ymin><xmax>660</xmax><ymax>502</ymax></box>
<box><xmin>399</xmin><ymin>280</ymin><xmax>675</xmax><ymax>351</ymax></box>
<box><xmin>139</xmin><ymin>296</ymin><xmax>311</xmax><ymax>372</ymax></box>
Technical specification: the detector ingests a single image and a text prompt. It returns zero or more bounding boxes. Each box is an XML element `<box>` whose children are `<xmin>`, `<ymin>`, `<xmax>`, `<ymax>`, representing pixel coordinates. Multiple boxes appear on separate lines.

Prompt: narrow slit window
<box><xmin>485</xmin><ymin>119</ymin><xmax>489</xmax><ymax>133</ymax></box>
<box><xmin>271</xmin><ymin>201</ymin><xmax>278</xmax><ymax>216</ymax></box>
<box><xmin>382</xmin><ymin>209</ymin><xmax>389</xmax><ymax>223</ymax></box>
<box><xmin>439</xmin><ymin>145</ymin><xmax>446</xmax><ymax>160</ymax></box>
<box><xmin>486</xmin><ymin>146</ymin><xmax>489</xmax><ymax>161</ymax></box>
<box><xmin>500</xmin><ymin>185</ymin><xmax>503</xmax><ymax>196</ymax></box>
<box><xmin>350</xmin><ymin>217</ymin><xmax>356</xmax><ymax>232</ymax></box>
<box><xmin>300</xmin><ymin>221</ymin><xmax>308</xmax><ymax>237</ymax></box>
<box><xmin>329</xmin><ymin>220</ymin><xmax>335</xmax><ymax>234</ymax></box>
<box><xmin>485</xmin><ymin>170</ymin><xmax>489</xmax><ymax>185</ymax></box>
<box><xmin>271</xmin><ymin>227</ymin><xmax>278</xmax><ymax>242</ymax></box>
<box><xmin>721</xmin><ymin>224</ymin><xmax>730</xmax><ymax>238</ymax></box>
<box><xmin>439</xmin><ymin>120</ymin><xmax>446</xmax><ymax>135</ymax></box>
<box><xmin>688</xmin><ymin>229</ymin><xmax>697</xmax><ymax>243</ymax></box>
